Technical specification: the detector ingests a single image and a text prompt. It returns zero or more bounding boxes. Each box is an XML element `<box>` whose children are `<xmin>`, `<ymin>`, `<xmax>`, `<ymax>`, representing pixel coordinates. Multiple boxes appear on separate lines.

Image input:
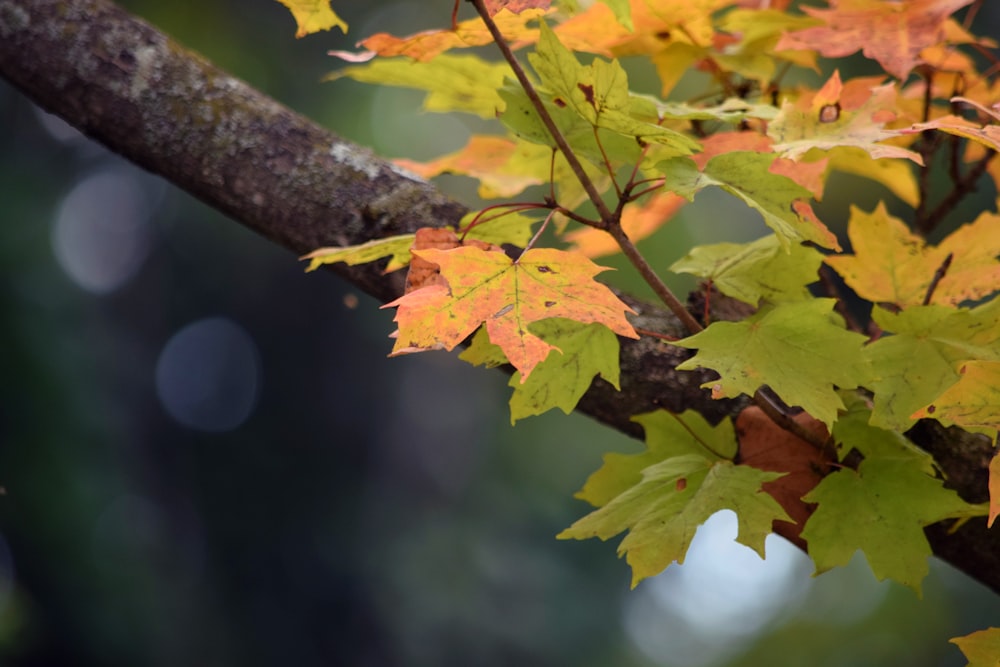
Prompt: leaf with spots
<box><xmin>911</xmin><ymin>360</ymin><xmax>1000</xmax><ymax>435</ymax></box>
<box><xmin>674</xmin><ymin>299</ymin><xmax>869</xmax><ymax>429</ymax></box>
<box><xmin>767</xmin><ymin>71</ymin><xmax>922</xmax><ymax>163</ymax></box>
<box><xmin>559</xmin><ymin>454</ymin><xmax>790</xmax><ymax>588</ymax></box>
<box><xmin>384</xmin><ymin>245</ymin><xmax>637</xmax><ymax>379</ymax></box>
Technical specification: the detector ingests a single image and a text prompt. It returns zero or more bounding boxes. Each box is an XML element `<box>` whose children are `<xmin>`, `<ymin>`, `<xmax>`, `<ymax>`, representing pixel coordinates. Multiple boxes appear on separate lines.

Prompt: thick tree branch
<box><xmin>2</xmin><ymin>0</ymin><xmax>998</xmax><ymax>593</ymax></box>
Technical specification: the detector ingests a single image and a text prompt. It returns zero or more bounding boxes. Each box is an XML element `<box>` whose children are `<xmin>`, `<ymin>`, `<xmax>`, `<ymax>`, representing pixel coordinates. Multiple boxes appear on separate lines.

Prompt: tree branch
<box><xmin>2</xmin><ymin>0</ymin><xmax>998</xmax><ymax>593</ymax></box>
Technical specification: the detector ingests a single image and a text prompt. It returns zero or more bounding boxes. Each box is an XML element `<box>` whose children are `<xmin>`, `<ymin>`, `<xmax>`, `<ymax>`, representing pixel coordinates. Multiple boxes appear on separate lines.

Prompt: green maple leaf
<box><xmin>327</xmin><ymin>54</ymin><xmax>510</xmax><ymax>119</ymax></box>
<box><xmin>674</xmin><ymin>299</ymin><xmax>869</xmax><ymax>428</ymax></box>
<box><xmin>560</xmin><ymin>455</ymin><xmax>789</xmax><ymax>587</ymax></box>
<box><xmin>508</xmin><ymin>319</ymin><xmax>622</xmax><ymax>423</ymax></box>
<box><xmin>526</xmin><ymin>23</ymin><xmax>699</xmax><ymax>153</ymax></box>
<box><xmin>802</xmin><ymin>458</ymin><xmax>984</xmax><ymax>594</ymax></box>
<box><xmin>864</xmin><ymin>299</ymin><xmax>1000</xmax><ymax>431</ymax></box>
<box><xmin>670</xmin><ymin>234</ymin><xmax>823</xmax><ymax>306</ymax></box>
<box><xmin>951</xmin><ymin>627</ymin><xmax>1000</xmax><ymax>667</ymax></box>
<box><xmin>833</xmin><ymin>393</ymin><xmax>938</xmax><ymax>476</ymax></box>
<box><xmin>460</xmin><ymin>319</ymin><xmax>624</xmax><ymax>423</ymax></box>
<box><xmin>576</xmin><ymin>410</ymin><xmax>737</xmax><ymax>507</ymax></box>
<box><xmin>658</xmin><ymin>153</ymin><xmax>840</xmax><ymax>251</ymax></box>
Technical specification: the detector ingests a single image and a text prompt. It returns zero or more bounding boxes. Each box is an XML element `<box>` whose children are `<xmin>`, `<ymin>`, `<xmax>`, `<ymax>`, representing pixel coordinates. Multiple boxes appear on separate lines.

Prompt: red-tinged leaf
<box><xmin>274</xmin><ymin>0</ymin><xmax>347</xmax><ymax>38</ymax></box>
<box><xmin>383</xmin><ymin>246</ymin><xmax>637</xmax><ymax>379</ymax></box>
<box><xmin>564</xmin><ymin>191</ymin><xmax>686</xmax><ymax>259</ymax></box>
<box><xmin>775</xmin><ymin>0</ymin><xmax>975</xmax><ymax>80</ymax></box>
<box><xmin>355</xmin><ymin>8</ymin><xmax>547</xmax><ymax>62</ymax></box>
<box><xmin>768</xmin><ymin>71</ymin><xmax>922</xmax><ymax>164</ymax></box>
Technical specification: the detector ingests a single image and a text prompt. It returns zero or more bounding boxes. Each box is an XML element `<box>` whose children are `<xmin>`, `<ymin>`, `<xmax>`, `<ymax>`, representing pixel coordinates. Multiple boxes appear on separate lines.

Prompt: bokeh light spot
<box><xmin>51</xmin><ymin>168</ymin><xmax>152</xmax><ymax>294</ymax></box>
<box><xmin>155</xmin><ymin>317</ymin><xmax>261</xmax><ymax>432</ymax></box>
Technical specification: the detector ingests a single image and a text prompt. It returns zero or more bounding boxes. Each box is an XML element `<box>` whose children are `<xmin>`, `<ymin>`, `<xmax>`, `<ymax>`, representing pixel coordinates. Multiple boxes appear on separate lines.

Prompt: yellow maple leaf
<box><xmin>273</xmin><ymin>0</ymin><xmax>346</xmax><ymax>38</ymax></box>
<box><xmin>383</xmin><ymin>246</ymin><xmax>637</xmax><ymax>379</ymax></box>
<box><xmin>825</xmin><ymin>203</ymin><xmax>1000</xmax><ymax>308</ymax></box>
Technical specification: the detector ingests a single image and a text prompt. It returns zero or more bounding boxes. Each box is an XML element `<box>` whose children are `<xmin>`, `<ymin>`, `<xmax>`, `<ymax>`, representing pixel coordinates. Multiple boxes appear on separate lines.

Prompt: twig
<box><xmin>469</xmin><ymin>0</ymin><xmax>614</xmax><ymax>223</ymax></box>
<box><xmin>753</xmin><ymin>387</ymin><xmax>830</xmax><ymax>451</ymax></box>
<box><xmin>817</xmin><ymin>264</ymin><xmax>864</xmax><ymax>333</ymax></box>
<box><xmin>923</xmin><ymin>252</ymin><xmax>954</xmax><ymax>305</ymax></box>
<box><xmin>606</xmin><ymin>223</ymin><xmax>704</xmax><ymax>333</ymax></box>
<box><xmin>916</xmin><ymin>151</ymin><xmax>994</xmax><ymax>235</ymax></box>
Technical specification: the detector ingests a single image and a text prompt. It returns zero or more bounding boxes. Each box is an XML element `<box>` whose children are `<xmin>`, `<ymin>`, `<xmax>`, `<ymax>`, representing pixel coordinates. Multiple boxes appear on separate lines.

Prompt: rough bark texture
<box><xmin>2</xmin><ymin>0</ymin><xmax>998</xmax><ymax>593</ymax></box>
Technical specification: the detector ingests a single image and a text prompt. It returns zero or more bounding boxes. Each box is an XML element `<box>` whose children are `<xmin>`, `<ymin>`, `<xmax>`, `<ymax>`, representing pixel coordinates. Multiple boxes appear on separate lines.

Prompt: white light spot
<box><xmin>623</xmin><ymin>511</ymin><xmax>812</xmax><ymax>666</ymax></box>
<box><xmin>155</xmin><ymin>317</ymin><xmax>261</xmax><ymax>432</ymax></box>
<box><xmin>51</xmin><ymin>168</ymin><xmax>152</xmax><ymax>294</ymax></box>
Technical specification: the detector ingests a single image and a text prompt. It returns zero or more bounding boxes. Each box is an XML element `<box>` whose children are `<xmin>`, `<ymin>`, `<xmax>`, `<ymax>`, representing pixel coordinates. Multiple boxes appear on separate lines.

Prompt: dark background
<box><xmin>1</xmin><ymin>1</ymin><xmax>999</xmax><ymax>665</ymax></box>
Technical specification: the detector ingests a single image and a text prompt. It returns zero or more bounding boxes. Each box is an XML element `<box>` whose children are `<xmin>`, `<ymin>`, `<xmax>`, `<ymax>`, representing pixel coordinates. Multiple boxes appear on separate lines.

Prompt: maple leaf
<box><xmin>484</xmin><ymin>0</ymin><xmax>550</xmax><ymax>15</ymax></box>
<box><xmin>775</xmin><ymin>0</ymin><xmax>975</xmax><ymax>80</ymax></box>
<box><xmin>911</xmin><ymin>360</ymin><xmax>1000</xmax><ymax>433</ymax></box>
<box><xmin>507</xmin><ymin>320</ymin><xmax>622</xmax><ymax>422</ymax></box>
<box><xmin>951</xmin><ymin>628</ymin><xmax>1000</xmax><ymax>667</ymax></box>
<box><xmin>394</xmin><ymin>136</ymin><xmax>545</xmax><ymax>199</ymax></box>
<box><xmin>670</xmin><ymin>234</ymin><xmax>823</xmax><ymax>306</ymax></box>
<box><xmin>826</xmin><ymin>203</ymin><xmax>1000</xmax><ymax>308</ymax></box>
<box><xmin>834</xmin><ymin>393</ymin><xmax>938</xmax><ymax>476</ymax></box>
<box><xmin>736</xmin><ymin>406</ymin><xmax>831</xmax><ymax>549</ymax></box>
<box><xmin>904</xmin><ymin>98</ymin><xmax>1000</xmax><ymax>153</ymax></box>
<box><xmin>327</xmin><ymin>54</ymin><xmax>510</xmax><ymax>119</ymax></box>
<box><xmin>302</xmin><ymin>213</ymin><xmax>536</xmax><ymax>274</ymax></box>
<box><xmin>826</xmin><ymin>147</ymin><xmax>919</xmax><ymax>207</ymax></box>
<box><xmin>575</xmin><ymin>410</ymin><xmax>738</xmax><ymax>508</ymax></box>
<box><xmin>768</xmin><ymin>71</ymin><xmax>922</xmax><ymax>164</ymax></box>
<box><xmin>559</xmin><ymin>455</ymin><xmax>791</xmax><ymax>588</ymax></box>
<box><xmin>528</xmin><ymin>23</ymin><xmax>700</xmax><ymax>153</ymax></box>
<box><xmin>863</xmin><ymin>300</ymin><xmax>1000</xmax><ymax>431</ymax></box>
<box><xmin>347</xmin><ymin>8</ymin><xmax>547</xmax><ymax>62</ymax></box>
<box><xmin>274</xmin><ymin>0</ymin><xmax>346</xmax><ymax>38</ymax></box>
<box><xmin>674</xmin><ymin>299</ymin><xmax>869</xmax><ymax>429</ymax></box>
<box><xmin>459</xmin><ymin>320</ymin><xmax>624</xmax><ymax>422</ymax></box>
<box><xmin>658</xmin><ymin>153</ymin><xmax>840</xmax><ymax>251</ymax></box>
<box><xmin>801</xmin><ymin>458</ymin><xmax>984</xmax><ymax>594</ymax></box>
<box><xmin>383</xmin><ymin>246</ymin><xmax>637</xmax><ymax>379</ymax></box>
<box><xmin>565</xmin><ymin>191</ymin><xmax>686</xmax><ymax>259</ymax></box>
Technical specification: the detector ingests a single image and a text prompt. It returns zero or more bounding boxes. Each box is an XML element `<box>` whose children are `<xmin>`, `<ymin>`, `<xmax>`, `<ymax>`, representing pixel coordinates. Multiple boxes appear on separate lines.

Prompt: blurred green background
<box><xmin>1</xmin><ymin>1</ymin><xmax>999</xmax><ymax>665</ymax></box>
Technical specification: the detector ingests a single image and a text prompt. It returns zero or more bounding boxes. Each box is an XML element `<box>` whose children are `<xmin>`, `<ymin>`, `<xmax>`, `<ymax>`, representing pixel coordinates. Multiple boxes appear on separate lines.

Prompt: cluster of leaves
<box><xmin>283</xmin><ymin>0</ymin><xmax>1000</xmax><ymax>661</ymax></box>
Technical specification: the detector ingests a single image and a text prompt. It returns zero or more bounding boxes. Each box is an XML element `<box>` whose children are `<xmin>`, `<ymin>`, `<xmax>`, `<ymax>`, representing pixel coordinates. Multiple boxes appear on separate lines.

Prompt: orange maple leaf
<box><xmin>775</xmin><ymin>0</ymin><xmax>974</xmax><ymax>80</ymax></box>
<box><xmin>345</xmin><ymin>8</ymin><xmax>546</xmax><ymax>62</ymax></box>
<box><xmin>383</xmin><ymin>246</ymin><xmax>638</xmax><ymax>379</ymax></box>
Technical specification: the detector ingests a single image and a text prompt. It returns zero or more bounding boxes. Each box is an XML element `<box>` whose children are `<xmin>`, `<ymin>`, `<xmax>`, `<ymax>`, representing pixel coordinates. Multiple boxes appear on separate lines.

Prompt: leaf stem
<box><xmin>470</xmin><ymin>0</ymin><xmax>614</xmax><ymax>222</ymax></box>
<box><xmin>606</xmin><ymin>223</ymin><xmax>704</xmax><ymax>334</ymax></box>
